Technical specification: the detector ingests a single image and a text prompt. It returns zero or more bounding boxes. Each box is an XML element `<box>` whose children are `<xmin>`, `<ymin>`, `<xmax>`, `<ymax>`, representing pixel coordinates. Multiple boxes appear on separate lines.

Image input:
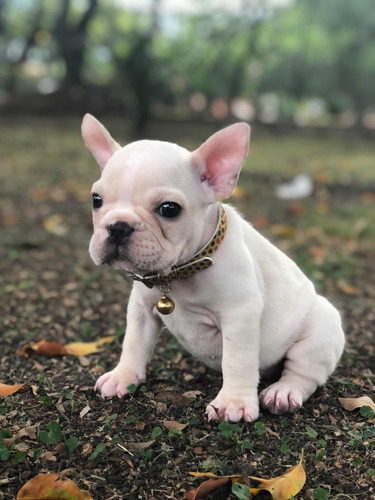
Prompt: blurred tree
<box><xmin>89</xmin><ymin>0</ymin><xmax>172</xmax><ymax>133</ymax></box>
<box><xmin>54</xmin><ymin>0</ymin><xmax>98</xmax><ymax>87</ymax></box>
<box><xmin>0</xmin><ymin>0</ymin><xmax>44</xmax><ymax>94</ymax></box>
<box><xmin>1</xmin><ymin>0</ymin><xmax>375</xmax><ymax>126</ymax></box>
<box><xmin>257</xmin><ymin>0</ymin><xmax>375</xmax><ymax>116</ymax></box>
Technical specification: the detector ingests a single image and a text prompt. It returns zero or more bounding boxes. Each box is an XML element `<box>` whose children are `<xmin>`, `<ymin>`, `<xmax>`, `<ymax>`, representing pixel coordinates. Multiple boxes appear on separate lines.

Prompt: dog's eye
<box><xmin>158</xmin><ymin>202</ymin><xmax>182</xmax><ymax>218</ymax></box>
<box><xmin>92</xmin><ymin>193</ymin><xmax>103</xmax><ymax>209</ymax></box>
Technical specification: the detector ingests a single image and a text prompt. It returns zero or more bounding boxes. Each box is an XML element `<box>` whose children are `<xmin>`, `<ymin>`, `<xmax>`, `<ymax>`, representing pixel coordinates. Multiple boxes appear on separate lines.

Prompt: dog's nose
<box><xmin>107</xmin><ymin>221</ymin><xmax>134</xmax><ymax>244</ymax></box>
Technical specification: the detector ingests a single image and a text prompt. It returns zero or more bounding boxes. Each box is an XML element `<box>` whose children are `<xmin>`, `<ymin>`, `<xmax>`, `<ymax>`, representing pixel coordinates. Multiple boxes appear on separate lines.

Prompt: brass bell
<box><xmin>157</xmin><ymin>294</ymin><xmax>175</xmax><ymax>315</ymax></box>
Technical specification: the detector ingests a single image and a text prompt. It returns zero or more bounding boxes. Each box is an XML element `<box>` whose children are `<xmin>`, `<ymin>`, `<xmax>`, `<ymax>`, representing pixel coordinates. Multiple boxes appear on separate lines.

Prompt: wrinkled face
<box><xmin>89</xmin><ymin>141</ymin><xmax>208</xmax><ymax>275</ymax></box>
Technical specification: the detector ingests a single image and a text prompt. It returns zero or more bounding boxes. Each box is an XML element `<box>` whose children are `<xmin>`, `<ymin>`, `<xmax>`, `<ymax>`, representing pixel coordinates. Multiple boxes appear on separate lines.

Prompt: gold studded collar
<box><xmin>128</xmin><ymin>205</ymin><xmax>227</xmax><ymax>314</ymax></box>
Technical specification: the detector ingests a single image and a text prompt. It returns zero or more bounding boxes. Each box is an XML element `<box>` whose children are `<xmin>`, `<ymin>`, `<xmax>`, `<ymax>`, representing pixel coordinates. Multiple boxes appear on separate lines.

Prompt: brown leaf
<box><xmin>82</xmin><ymin>443</ymin><xmax>93</xmax><ymax>457</ymax></box>
<box><xmin>79</xmin><ymin>405</ymin><xmax>91</xmax><ymax>419</ymax></box>
<box><xmin>163</xmin><ymin>420</ymin><xmax>188</xmax><ymax>432</ymax></box>
<box><xmin>156</xmin><ymin>390</ymin><xmax>194</xmax><ymax>406</ymax></box>
<box><xmin>0</xmin><ymin>382</ymin><xmax>25</xmax><ymax>396</ymax></box>
<box><xmin>123</xmin><ymin>440</ymin><xmax>154</xmax><ymax>450</ymax></box>
<box><xmin>336</xmin><ymin>280</ymin><xmax>358</xmax><ymax>296</ymax></box>
<box><xmin>185</xmin><ymin>477</ymin><xmax>230</xmax><ymax>500</ymax></box>
<box><xmin>19</xmin><ymin>340</ymin><xmax>67</xmax><ymax>358</ymax></box>
<box><xmin>339</xmin><ymin>396</ymin><xmax>375</xmax><ymax>412</ymax></box>
<box><xmin>18</xmin><ymin>426</ymin><xmax>38</xmax><ymax>440</ymax></box>
<box><xmin>17</xmin><ymin>473</ymin><xmax>93</xmax><ymax>500</ymax></box>
<box><xmin>182</xmin><ymin>390</ymin><xmax>202</xmax><ymax>399</ymax></box>
<box><xmin>40</xmin><ymin>451</ymin><xmax>57</xmax><ymax>462</ymax></box>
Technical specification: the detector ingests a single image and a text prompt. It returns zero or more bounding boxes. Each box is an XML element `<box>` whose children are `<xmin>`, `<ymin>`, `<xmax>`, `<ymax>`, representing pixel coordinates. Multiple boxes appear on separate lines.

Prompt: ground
<box><xmin>0</xmin><ymin>118</ymin><xmax>374</xmax><ymax>499</ymax></box>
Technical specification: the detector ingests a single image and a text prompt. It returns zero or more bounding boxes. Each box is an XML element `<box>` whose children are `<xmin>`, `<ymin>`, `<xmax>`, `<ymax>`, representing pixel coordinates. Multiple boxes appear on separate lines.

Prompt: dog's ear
<box><xmin>81</xmin><ymin>114</ymin><xmax>121</xmax><ymax>170</ymax></box>
<box><xmin>191</xmin><ymin>123</ymin><xmax>250</xmax><ymax>201</ymax></box>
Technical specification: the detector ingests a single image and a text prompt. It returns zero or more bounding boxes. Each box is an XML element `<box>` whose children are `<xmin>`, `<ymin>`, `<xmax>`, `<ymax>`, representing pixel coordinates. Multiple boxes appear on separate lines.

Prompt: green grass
<box><xmin>2</xmin><ymin>117</ymin><xmax>375</xmax><ymax>186</ymax></box>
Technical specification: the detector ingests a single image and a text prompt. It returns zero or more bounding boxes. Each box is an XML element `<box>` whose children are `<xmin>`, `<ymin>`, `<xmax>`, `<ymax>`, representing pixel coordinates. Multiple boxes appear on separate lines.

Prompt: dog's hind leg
<box><xmin>259</xmin><ymin>296</ymin><xmax>345</xmax><ymax>414</ymax></box>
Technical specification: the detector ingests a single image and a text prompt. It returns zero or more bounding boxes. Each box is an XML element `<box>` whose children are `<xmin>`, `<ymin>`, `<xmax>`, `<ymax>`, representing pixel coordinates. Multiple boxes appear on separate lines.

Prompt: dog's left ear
<box><xmin>191</xmin><ymin>123</ymin><xmax>250</xmax><ymax>201</ymax></box>
<box><xmin>81</xmin><ymin>114</ymin><xmax>121</xmax><ymax>171</ymax></box>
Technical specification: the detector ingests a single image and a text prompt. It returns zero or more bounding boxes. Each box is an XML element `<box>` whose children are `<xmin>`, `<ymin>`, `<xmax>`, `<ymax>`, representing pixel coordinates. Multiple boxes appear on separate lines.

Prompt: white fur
<box><xmin>82</xmin><ymin>114</ymin><xmax>345</xmax><ymax>422</ymax></box>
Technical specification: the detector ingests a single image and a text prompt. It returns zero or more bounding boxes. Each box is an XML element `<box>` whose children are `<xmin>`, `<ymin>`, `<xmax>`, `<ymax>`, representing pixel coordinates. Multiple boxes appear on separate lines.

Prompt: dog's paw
<box><xmin>95</xmin><ymin>368</ymin><xmax>143</xmax><ymax>398</ymax></box>
<box><xmin>259</xmin><ymin>382</ymin><xmax>302</xmax><ymax>415</ymax></box>
<box><xmin>205</xmin><ymin>392</ymin><xmax>259</xmax><ymax>423</ymax></box>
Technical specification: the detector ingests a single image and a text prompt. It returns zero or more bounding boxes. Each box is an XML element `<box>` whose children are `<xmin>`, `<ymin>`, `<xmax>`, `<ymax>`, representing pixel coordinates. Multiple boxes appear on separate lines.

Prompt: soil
<box><xmin>0</xmin><ymin>121</ymin><xmax>374</xmax><ymax>499</ymax></box>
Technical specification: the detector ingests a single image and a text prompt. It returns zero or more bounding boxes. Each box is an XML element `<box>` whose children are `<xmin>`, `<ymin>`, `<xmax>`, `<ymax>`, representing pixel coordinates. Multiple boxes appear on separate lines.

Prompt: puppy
<box><xmin>82</xmin><ymin>115</ymin><xmax>345</xmax><ymax>422</ymax></box>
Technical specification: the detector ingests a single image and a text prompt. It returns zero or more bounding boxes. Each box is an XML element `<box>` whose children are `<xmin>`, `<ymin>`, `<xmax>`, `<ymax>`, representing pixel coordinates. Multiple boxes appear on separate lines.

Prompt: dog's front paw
<box><xmin>95</xmin><ymin>368</ymin><xmax>143</xmax><ymax>398</ymax></box>
<box><xmin>205</xmin><ymin>391</ymin><xmax>259</xmax><ymax>423</ymax></box>
<box><xmin>259</xmin><ymin>382</ymin><xmax>302</xmax><ymax>415</ymax></box>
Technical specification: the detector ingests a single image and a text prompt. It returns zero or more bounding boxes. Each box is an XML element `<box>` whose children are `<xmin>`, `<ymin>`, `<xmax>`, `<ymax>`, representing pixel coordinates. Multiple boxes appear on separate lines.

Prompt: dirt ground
<box><xmin>0</xmin><ymin>118</ymin><xmax>374</xmax><ymax>499</ymax></box>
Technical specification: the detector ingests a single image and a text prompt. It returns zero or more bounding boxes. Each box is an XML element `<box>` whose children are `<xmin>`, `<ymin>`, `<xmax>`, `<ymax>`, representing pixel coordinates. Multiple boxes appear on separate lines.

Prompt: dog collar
<box><xmin>128</xmin><ymin>204</ymin><xmax>227</xmax><ymax>314</ymax></box>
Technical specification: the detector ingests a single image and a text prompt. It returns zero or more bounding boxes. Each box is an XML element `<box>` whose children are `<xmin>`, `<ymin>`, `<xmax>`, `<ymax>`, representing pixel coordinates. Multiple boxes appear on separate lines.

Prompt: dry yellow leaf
<box><xmin>65</xmin><ymin>336</ymin><xmax>115</xmax><ymax>355</ymax></box>
<box><xmin>249</xmin><ymin>451</ymin><xmax>306</xmax><ymax>499</ymax></box>
<box><xmin>43</xmin><ymin>214</ymin><xmax>68</xmax><ymax>236</ymax></box>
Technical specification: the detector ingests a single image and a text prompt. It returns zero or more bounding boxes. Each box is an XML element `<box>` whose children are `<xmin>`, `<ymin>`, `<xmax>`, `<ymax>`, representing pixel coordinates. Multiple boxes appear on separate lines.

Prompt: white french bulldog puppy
<box><xmin>82</xmin><ymin>114</ymin><xmax>345</xmax><ymax>422</ymax></box>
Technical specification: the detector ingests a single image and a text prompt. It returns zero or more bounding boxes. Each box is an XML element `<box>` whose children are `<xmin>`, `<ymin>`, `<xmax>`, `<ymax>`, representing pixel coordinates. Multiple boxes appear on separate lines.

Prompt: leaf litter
<box><xmin>1</xmin><ymin>120</ymin><xmax>374</xmax><ymax>499</ymax></box>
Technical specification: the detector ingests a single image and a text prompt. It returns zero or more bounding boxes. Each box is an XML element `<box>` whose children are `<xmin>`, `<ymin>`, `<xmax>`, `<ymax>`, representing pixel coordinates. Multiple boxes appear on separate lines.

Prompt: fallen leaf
<box><xmin>122</xmin><ymin>440</ymin><xmax>155</xmax><ymax>450</ymax></box>
<box><xmin>40</xmin><ymin>451</ymin><xmax>57</xmax><ymax>462</ymax></box>
<box><xmin>79</xmin><ymin>404</ymin><xmax>91</xmax><ymax>419</ymax></box>
<box><xmin>163</xmin><ymin>420</ymin><xmax>189</xmax><ymax>432</ymax></box>
<box><xmin>336</xmin><ymin>280</ymin><xmax>358</xmax><ymax>296</ymax></box>
<box><xmin>19</xmin><ymin>340</ymin><xmax>67</xmax><ymax>358</ymax></box>
<box><xmin>19</xmin><ymin>336</ymin><xmax>115</xmax><ymax>358</ymax></box>
<box><xmin>185</xmin><ymin>477</ymin><xmax>230</xmax><ymax>499</ymax></box>
<box><xmin>156</xmin><ymin>390</ymin><xmax>194</xmax><ymax>406</ymax></box>
<box><xmin>339</xmin><ymin>396</ymin><xmax>375</xmax><ymax>412</ymax></box>
<box><xmin>187</xmin><ymin>451</ymin><xmax>306</xmax><ymax>500</ymax></box>
<box><xmin>43</xmin><ymin>214</ymin><xmax>68</xmax><ymax>236</ymax></box>
<box><xmin>18</xmin><ymin>426</ymin><xmax>38</xmax><ymax>440</ymax></box>
<box><xmin>248</xmin><ymin>451</ymin><xmax>306</xmax><ymax>498</ymax></box>
<box><xmin>0</xmin><ymin>382</ymin><xmax>25</xmax><ymax>396</ymax></box>
<box><xmin>82</xmin><ymin>443</ymin><xmax>93</xmax><ymax>457</ymax></box>
<box><xmin>0</xmin><ymin>425</ymin><xmax>38</xmax><ymax>447</ymax></box>
<box><xmin>65</xmin><ymin>336</ymin><xmax>115</xmax><ymax>355</ymax></box>
<box><xmin>17</xmin><ymin>473</ymin><xmax>93</xmax><ymax>500</ymax></box>
<box><xmin>270</xmin><ymin>224</ymin><xmax>295</xmax><ymax>238</ymax></box>
<box><xmin>182</xmin><ymin>390</ymin><xmax>202</xmax><ymax>399</ymax></box>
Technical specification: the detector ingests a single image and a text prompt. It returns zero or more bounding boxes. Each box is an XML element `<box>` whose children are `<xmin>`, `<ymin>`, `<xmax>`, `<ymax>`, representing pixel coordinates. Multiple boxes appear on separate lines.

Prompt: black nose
<box><xmin>107</xmin><ymin>221</ymin><xmax>134</xmax><ymax>244</ymax></box>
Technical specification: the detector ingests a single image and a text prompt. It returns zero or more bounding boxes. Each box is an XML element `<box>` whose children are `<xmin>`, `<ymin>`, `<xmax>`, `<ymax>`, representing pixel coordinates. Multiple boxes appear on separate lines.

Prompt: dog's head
<box><xmin>82</xmin><ymin>114</ymin><xmax>250</xmax><ymax>275</ymax></box>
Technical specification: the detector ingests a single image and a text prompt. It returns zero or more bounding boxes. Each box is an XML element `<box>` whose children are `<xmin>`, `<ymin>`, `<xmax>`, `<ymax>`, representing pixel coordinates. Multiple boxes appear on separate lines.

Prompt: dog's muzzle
<box><xmin>107</xmin><ymin>221</ymin><xmax>134</xmax><ymax>245</ymax></box>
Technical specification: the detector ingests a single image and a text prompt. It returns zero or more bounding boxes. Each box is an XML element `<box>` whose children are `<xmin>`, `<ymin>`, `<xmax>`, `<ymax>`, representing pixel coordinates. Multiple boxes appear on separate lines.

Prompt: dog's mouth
<box><xmin>100</xmin><ymin>241</ymin><xmax>162</xmax><ymax>275</ymax></box>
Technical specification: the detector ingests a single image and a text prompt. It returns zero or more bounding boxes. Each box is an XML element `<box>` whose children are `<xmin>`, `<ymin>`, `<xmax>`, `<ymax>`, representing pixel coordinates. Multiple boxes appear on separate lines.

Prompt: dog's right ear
<box><xmin>81</xmin><ymin>114</ymin><xmax>121</xmax><ymax>170</ymax></box>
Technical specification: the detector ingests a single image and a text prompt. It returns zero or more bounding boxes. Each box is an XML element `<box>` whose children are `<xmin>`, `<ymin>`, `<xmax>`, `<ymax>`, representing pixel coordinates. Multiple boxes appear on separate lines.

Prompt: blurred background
<box><xmin>1</xmin><ymin>0</ymin><xmax>375</xmax><ymax>132</ymax></box>
<box><xmin>1</xmin><ymin>0</ymin><xmax>375</xmax><ymax>301</ymax></box>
